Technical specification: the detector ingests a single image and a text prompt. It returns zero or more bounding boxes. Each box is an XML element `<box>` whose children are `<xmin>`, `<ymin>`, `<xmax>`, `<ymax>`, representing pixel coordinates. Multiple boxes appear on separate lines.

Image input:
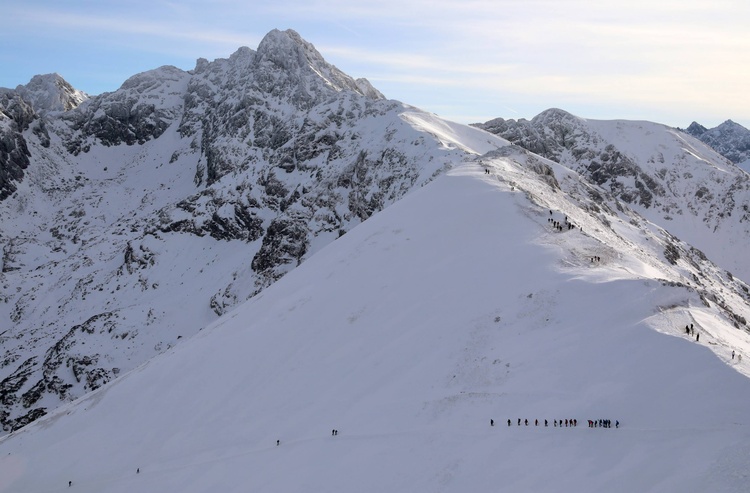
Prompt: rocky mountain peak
<box><xmin>15</xmin><ymin>73</ymin><xmax>88</xmax><ymax>113</ymax></box>
<box><xmin>255</xmin><ymin>29</ymin><xmax>322</xmax><ymax>72</ymax></box>
<box><xmin>684</xmin><ymin>119</ymin><xmax>750</xmax><ymax>166</ymax></box>
<box><xmin>530</xmin><ymin>107</ymin><xmax>581</xmax><ymax>126</ymax></box>
<box><xmin>254</xmin><ymin>28</ymin><xmax>382</xmax><ymax>100</ymax></box>
<box><xmin>686</xmin><ymin>121</ymin><xmax>708</xmax><ymax>136</ymax></box>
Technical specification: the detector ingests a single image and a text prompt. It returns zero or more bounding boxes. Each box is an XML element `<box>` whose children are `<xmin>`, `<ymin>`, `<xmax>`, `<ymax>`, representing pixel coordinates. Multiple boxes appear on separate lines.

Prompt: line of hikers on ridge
<box><xmin>684</xmin><ymin>323</ymin><xmax>743</xmax><ymax>362</ymax></box>
<box><xmin>490</xmin><ymin>418</ymin><xmax>619</xmax><ymax>428</ymax></box>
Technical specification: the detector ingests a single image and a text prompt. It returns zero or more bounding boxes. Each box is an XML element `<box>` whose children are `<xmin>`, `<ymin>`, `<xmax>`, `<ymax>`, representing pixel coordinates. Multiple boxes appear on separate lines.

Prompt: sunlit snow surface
<box><xmin>1</xmin><ymin>156</ymin><xmax>749</xmax><ymax>492</ymax></box>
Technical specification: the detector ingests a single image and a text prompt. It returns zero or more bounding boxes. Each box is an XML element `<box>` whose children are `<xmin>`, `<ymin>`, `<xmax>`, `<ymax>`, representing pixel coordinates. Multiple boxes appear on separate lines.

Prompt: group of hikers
<box><xmin>588</xmin><ymin>419</ymin><xmax>617</xmax><ymax>428</ymax></box>
<box><xmin>491</xmin><ymin>418</ymin><xmax>618</xmax><ymax>428</ymax></box>
<box><xmin>684</xmin><ymin>323</ymin><xmax>743</xmax><ymax>362</ymax></box>
<box><xmin>548</xmin><ymin>210</ymin><xmax>579</xmax><ymax>232</ymax></box>
<box><xmin>684</xmin><ymin>323</ymin><xmax>702</xmax><ymax>342</ymax></box>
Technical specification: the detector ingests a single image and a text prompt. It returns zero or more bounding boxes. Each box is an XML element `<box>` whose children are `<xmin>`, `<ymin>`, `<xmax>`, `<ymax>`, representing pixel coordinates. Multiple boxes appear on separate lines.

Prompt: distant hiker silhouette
<box><xmin>490</xmin><ymin>419</ymin><xmax>494</xmax><ymax>426</ymax></box>
<box><xmin>525</xmin><ymin>419</ymin><xmax>528</xmax><ymax>426</ymax></box>
<box><xmin>696</xmin><ymin>333</ymin><xmax>700</xmax><ymax>342</ymax></box>
<box><xmin>508</xmin><ymin>419</ymin><xmax>511</xmax><ymax>426</ymax></box>
<box><xmin>276</xmin><ymin>440</ymin><xmax>280</xmax><ymax>446</ymax></box>
<box><xmin>69</xmin><ymin>481</ymin><xmax>72</xmax><ymax>487</ymax></box>
<box><xmin>518</xmin><ymin>418</ymin><xmax>521</xmax><ymax>426</ymax></box>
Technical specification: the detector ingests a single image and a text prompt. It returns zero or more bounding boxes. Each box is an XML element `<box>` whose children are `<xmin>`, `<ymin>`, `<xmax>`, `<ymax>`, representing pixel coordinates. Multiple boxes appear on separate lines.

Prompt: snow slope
<box><xmin>2</xmin><ymin>156</ymin><xmax>749</xmax><ymax>493</ymax></box>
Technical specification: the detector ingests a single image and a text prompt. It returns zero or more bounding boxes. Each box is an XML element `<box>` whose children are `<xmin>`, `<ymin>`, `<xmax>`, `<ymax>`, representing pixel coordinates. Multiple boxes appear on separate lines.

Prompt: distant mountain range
<box><xmin>684</xmin><ymin>119</ymin><xmax>750</xmax><ymax>171</ymax></box>
<box><xmin>0</xmin><ymin>28</ymin><xmax>748</xmax><ymax>452</ymax></box>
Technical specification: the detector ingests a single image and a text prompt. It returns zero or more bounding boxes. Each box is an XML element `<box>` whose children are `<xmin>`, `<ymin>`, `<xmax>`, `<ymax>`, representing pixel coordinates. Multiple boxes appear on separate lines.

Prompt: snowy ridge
<box><xmin>475</xmin><ymin>109</ymin><xmax>750</xmax><ymax>282</ymax></box>
<box><xmin>1</xmin><ymin>156</ymin><xmax>749</xmax><ymax>492</ymax></box>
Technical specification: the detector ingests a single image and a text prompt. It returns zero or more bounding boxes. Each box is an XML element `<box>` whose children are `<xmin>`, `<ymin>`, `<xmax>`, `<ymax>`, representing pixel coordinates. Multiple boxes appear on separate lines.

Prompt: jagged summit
<box><xmin>14</xmin><ymin>73</ymin><xmax>88</xmax><ymax>113</ymax></box>
<box><xmin>685</xmin><ymin>118</ymin><xmax>750</xmax><ymax>167</ymax></box>
<box><xmin>254</xmin><ymin>28</ymin><xmax>383</xmax><ymax>99</ymax></box>
<box><xmin>686</xmin><ymin>121</ymin><xmax>708</xmax><ymax>135</ymax></box>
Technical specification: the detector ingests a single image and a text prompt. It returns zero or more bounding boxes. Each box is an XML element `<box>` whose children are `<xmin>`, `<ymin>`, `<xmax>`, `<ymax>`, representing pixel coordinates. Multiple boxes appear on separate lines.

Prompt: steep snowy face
<box><xmin>685</xmin><ymin>119</ymin><xmax>750</xmax><ymax>168</ymax></box>
<box><xmin>475</xmin><ymin>110</ymin><xmax>750</xmax><ymax>282</ymax></box>
<box><xmin>0</xmin><ymin>30</ymin><xmax>499</xmax><ymax>433</ymax></box>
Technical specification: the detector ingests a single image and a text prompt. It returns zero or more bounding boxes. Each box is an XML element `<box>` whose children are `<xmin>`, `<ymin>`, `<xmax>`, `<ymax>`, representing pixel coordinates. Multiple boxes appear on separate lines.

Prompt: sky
<box><xmin>2</xmin><ymin>0</ymin><xmax>749</xmax><ymax>128</ymax></box>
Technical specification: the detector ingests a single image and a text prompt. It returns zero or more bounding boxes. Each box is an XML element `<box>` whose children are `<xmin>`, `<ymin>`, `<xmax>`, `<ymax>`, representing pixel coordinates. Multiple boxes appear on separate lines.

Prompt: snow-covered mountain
<box><xmin>1</xmin><ymin>31</ymin><xmax>750</xmax><ymax>490</ymax></box>
<box><xmin>0</xmin><ymin>29</ymin><xmax>504</xmax><ymax>432</ymax></box>
<box><xmin>474</xmin><ymin>109</ymin><xmax>750</xmax><ymax>282</ymax></box>
<box><xmin>684</xmin><ymin>120</ymin><xmax>750</xmax><ymax>172</ymax></box>
<box><xmin>1</xmin><ymin>142</ymin><xmax>749</xmax><ymax>492</ymax></box>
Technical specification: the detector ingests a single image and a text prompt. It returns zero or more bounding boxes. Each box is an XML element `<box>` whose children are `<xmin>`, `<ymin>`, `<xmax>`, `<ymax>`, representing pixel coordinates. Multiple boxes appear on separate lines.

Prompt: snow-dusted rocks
<box><xmin>685</xmin><ymin>119</ymin><xmax>750</xmax><ymax>170</ymax></box>
<box><xmin>0</xmin><ymin>29</ymin><xmax>497</xmax><ymax>432</ymax></box>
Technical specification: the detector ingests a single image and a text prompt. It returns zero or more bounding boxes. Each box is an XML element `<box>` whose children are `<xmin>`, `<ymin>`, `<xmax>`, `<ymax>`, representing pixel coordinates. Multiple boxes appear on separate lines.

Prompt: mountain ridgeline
<box><xmin>473</xmin><ymin>110</ymin><xmax>750</xmax><ymax>282</ymax></box>
<box><xmin>0</xmin><ymin>29</ymin><xmax>466</xmax><ymax>432</ymax></box>
<box><xmin>0</xmin><ymin>28</ymin><xmax>749</xmax><ymax>442</ymax></box>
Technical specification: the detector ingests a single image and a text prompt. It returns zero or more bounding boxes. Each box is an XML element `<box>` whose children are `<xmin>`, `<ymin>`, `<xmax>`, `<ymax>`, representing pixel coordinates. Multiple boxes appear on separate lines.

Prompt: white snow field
<box><xmin>1</xmin><ymin>156</ymin><xmax>749</xmax><ymax>493</ymax></box>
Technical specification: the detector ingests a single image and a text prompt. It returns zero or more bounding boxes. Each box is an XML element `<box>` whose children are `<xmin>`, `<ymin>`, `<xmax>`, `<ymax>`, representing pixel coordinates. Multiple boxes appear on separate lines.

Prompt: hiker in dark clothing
<box><xmin>535</xmin><ymin>419</ymin><xmax>538</xmax><ymax>426</ymax></box>
<box><xmin>508</xmin><ymin>419</ymin><xmax>511</xmax><ymax>426</ymax></box>
<box><xmin>490</xmin><ymin>419</ymin><xmax>494</xmax><ymax>426</ymax></box>
<box><xmin>277</xmin><ymin>440</ymin><xmax>280</xmax><ymax>446</ymax></box>
<box><xmin>696</xmin><ymin>333</ymin><xmax>700</xmax><ymax>342</ymax></box>
<box><xmin>545</xmin><ymin>419</ymin><xmax>548</xmax><ymax>427</ymax></box>
<box><xmin>525</xmin><ymin>419</ymin><xmax>528</xmax><ymax>426</ymax></box>
<box><xmin>518</xmin><ymin>418</ymin><xmax>521</xmax><ymax>426</ymax></box>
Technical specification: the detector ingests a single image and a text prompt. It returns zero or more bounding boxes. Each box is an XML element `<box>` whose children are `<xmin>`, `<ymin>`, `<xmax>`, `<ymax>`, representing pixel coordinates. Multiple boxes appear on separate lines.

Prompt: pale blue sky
<box><xmin>2</xmin><ymin>0</ymin><xmax>749</xmax><ymax>128</ymax></box>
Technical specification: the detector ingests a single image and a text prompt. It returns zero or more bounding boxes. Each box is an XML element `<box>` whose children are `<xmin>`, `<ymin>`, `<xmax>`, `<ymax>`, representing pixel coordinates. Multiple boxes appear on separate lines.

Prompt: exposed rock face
<box><xmin>0</xmin><ymin>29</ymin><xmax>471</xmax><ymax>433</ymax></box>
<box><xmin>684</xmin><ymin>119</ymin><xmax>750</xmax><ymax>166</ymax></box>
<box><xmin>0</xmin><ymin>73</ymin><xmax>87</xmax><ymax>200</ymax></box>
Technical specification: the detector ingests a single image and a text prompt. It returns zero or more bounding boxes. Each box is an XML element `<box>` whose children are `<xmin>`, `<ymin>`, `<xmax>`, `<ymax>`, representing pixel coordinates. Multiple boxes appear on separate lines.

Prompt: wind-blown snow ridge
<box><xmin>475</xmin><ymin>110</ymin><xmax>750</xmax><ymax>282</ymax></box>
